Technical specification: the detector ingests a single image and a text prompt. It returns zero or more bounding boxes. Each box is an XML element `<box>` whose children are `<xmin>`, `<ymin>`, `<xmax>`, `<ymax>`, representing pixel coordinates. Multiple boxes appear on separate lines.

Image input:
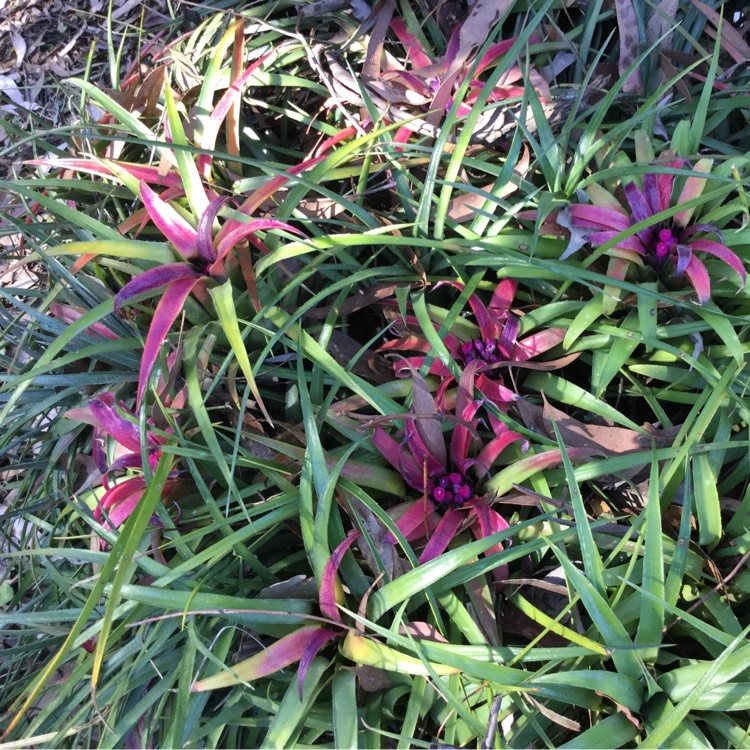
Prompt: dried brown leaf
<box><xmin>516</xmin><ymin>398</ymin><xmax>678</xmax><ymax>456</ymax></box>
<box><xmin>646</xmin><ymin>0</ymin><xmax>677</xmax><ymax>48</ymax></box>
<box><xmin>411</xmin><ymin>372</ymin><xmax>447</xmax><ymax>467</ymax></box>
<box><xmin>614</xmin><ymin>0</ymin><xmax>643</xmax><ymax>93</ymax></box>
<box><xmin>691</xmin><ymin>0</ymin><xmax>750</xmax><ymax>62</ymax></box>
<box><xmin>363</xmin><ymin>0</ymin><xmax>396</xmax><ymax>81</ymax></box>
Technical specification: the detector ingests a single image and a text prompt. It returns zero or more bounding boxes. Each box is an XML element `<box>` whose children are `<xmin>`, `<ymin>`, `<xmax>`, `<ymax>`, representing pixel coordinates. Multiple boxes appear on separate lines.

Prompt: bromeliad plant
<box><xmin>66</xmin><ymin>387</ymin><xmax>181</xmax><ymax>545</ymax></box>
<box><xmin>34</xmin><ymin>40</ymin><xmax>322</xmax><ymax>411</ymax></box>
<box><xmin>380</xmin><ymin>280</ymin><xmax>565</xmax><ymax>407</ymax></box>
<box><xmin>368</xmin><ymin>365</ymin><xmax>572</xmax><ymax>578</ymax></box>
<box><xmin>383</xmin><ymin>15</ymin><xmax>549</xmax><ymax>142</ymax></box>
<box><xmin>112</xmin><ymin>180</ymin><xmax>304</xmax><ymax>410</ymax></box>
<box><xmin>559</xmin><ymin>157</ymin><xmax>747</xmax><ymax>309</ymax></box>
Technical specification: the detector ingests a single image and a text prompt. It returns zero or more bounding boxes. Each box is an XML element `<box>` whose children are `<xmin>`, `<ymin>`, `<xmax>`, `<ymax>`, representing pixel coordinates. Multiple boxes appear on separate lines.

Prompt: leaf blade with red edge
<box><xmin>136</xmin><ymin>276</ymin><xmax>201</xmax><ymax>408</ymax></box>
<box><xmin>139</xmin><ymin>180</ymin><xmax>198</xmax><ymax>258</ymax></box>
<box><xmin>197</xmin><ymin>51</ymin><xmax>275</xmax><ymax>178</ymax></box>
<box><xmin>684</xmin><ymin>255</ymin><xmax>712</xmax><ymax>305</ymax></box>
<box><xmin>114</xmin><ymin>263</ymin><xmax>202</xmax><ymax>315</ymax></box>
<box><xmin>298</xmin><ymin>628</ymin><xmax>340</xmax><ymax>699</ymax></box>
<box><xmin>320</xmin><ymin>534</ymin><xmax>360</xmax><ymax>623</ymax></box>
<box><xmin>214</xmin><ymin>219</ymin><xmax>306</xmax><ymax>267</ymax></box>
<box><xmin>191</xmin><ymin>626</ymin><xmax>332</xmax><ymax>691</ymax></box>
<box><xmin>689</xmin><ymin>238</ymin><xmax>746</xmax><ymax>287</ymax></box>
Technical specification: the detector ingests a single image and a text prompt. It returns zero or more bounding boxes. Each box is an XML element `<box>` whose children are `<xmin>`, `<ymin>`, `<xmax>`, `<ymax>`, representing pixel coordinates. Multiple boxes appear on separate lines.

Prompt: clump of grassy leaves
<box><xmin>1</xmin><ymin>0</ymin><xmax>750</xmax><ymax>747</ymax></box>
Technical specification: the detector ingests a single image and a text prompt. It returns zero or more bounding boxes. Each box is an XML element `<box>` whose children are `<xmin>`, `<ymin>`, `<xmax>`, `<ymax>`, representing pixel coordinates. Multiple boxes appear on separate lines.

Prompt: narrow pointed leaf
<box><xmin>209</xmin><ymin>279</ymin><xmax>272</xmax><ymax>425</ymax></box>
<box><xmin>139</xmin><ymin>180</ymin><xmax>198</xmax><ymax>258</ymax></box>
<box><xmin>192</xmin><ymin>626</ymin><xmax>329</xmax><ymax>691</ymax></box>
<box><xmin>44</xmin><ymin>239</ymin><xmax>175</xmax><ymax>264</ymax></box>
<box><xmin>298</xmin><ymin>628</ymin><xmax>340</xmax><ymax>699</ymax></box>
<box><xmin>419</xmin><ymin>508</ymin><xmax>464</xmax><ymax>563</ymax></box>
<box><xmin>163</xmin><ymin>82</ymin><xmax>210</xmax><ymax>217</ymax></box>
<box><xmin>690</xmin><ymin>238</ymin><xmax>746</xmax><ymax>286</ymax></box>
<box><xmin>341</xmin><ymin>632</ymin><xmax>460</xmax><ymax>676</ymax></box>
<box><xmin>548</xmin><ymin>542</ymin><xmax>642</xmax><ymax>680</ymax></box>
<box><xmin>114</xmin><ymin>263</ymin><xmax>201</xmax><ymax>314</ymax></box>
<box><xmin>197</xmin><ymin>52</ymin><xmax>274</xmax><ymax>176</ymax></box>
<box><xmin>684</xmin><ymin>255</ymin><xmax>711</xmax><ymax>304</ymax></box>
<box><xmin>320</xmin><ymin>534</ymin><xmax>359</xmax><ymax>622</ymax></box>
<box><xmin>136</xmin><ymin>276</ymin><xmax>201</xmax><ymax>407</ymax></box>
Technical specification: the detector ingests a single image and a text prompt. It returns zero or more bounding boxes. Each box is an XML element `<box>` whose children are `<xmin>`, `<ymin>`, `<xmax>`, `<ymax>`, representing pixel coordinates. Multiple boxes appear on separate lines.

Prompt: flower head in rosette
<box><xmin>381</xmin><ymin>279</ymin><xmax>565</xmax><ymax>408</ymax></box>
<box><xmin>369</xmin><ymin>364</ymin><xmax>530</xmax><ymax>580</ymax></box>
<box><xmin>561</xmin><ymin>159</ymin><xmax>746</xmax><ymax>307</ymax></box>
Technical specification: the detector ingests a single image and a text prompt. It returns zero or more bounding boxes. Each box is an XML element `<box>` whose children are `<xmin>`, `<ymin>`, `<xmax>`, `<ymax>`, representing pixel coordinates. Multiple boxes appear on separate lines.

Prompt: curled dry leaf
<box><xmin>515</xmin><ymin>397</ymin><xmax>680</xmax><ymax>456</ymax></box>
<box><xmin>614</xmin><ymin>0</ymin><xmax>643</xmax><ymax>94</ymax></box>
<box><xmin>691</xmin><ymin>0</ymin><xmax>750</xmax><ymax>63</ymax></box>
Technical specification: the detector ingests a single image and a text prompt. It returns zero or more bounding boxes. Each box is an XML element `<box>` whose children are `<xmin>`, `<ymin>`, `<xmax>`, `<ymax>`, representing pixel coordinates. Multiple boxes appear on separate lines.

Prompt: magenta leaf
<box><xmin>450</xmin><ymin>398</ymin><xmax>482</xmax><ymax>471</ymax></box>
<box><xmin>475</xmin><ymin>38</ymin><xmax>520</xmax><ymax>75</ymax></box>
<box><xmin>469</xmin><ymin>500</ymin><xmax>510</xmax><ymax>582</ymax></box>
<box><xmin>438</xmin><ymin>281</ymin><xmax>498</xmax><ymax>340</ymax></box>
<box><xmin>320</xmin><ymin>533</ymin><xmax>360</xmax><ymax>622</ymax></box>
<box><xmin>684</xmin><ymin>255</ymin><xmax>712</xmax><ymax>305</ymax></box>
<box><xmin>643</xmin><ymin>173</ymin><xmax>661</xmax><ymax>215</ymax></box>
<box><xmin>498</xmin><ymin>314</ymin><xmax>519</xmax><ymax>359</ymax></box>
<box><xmin>105</xmin><ymin>485</ymin><xmax>147</xmax><ymax>530</ymax></box>
<box><xmin>390</xmin><ymin>18</ymin><xmax>433</xmax><ymax>68</ymax></box>
<box><xmin>196</xmin><ymin>196</ymin><xmax>228</xmax><ymax>266</ymax></box>
<box><xmin>115</xmin><ymin>264</ymin><xmax>202</xmax><ymax>315</ymax></box>
<box><xmin>298</xmin><ymin>628</ymin><xmax>340</xmax><ymax>700</ymax></box>
<box><xmin>139</xmin><ymin>180</ymin><xmax>198</xmax><ymax>258</ymax></box>
<box><xmin>689</xmin><ymin>238</ymin><xmax>747</xmax><ymax>286</ymax></box>
<box><xmin>136</xmin><ymin>276</ymin><xmax>202</xmax><ymax>407</ymax></box>
<box><xmin>385</xmin><ymin>498</ymin><xmax>438</xmax><ymax>544</ymax></box>
<box><xmin>26</xmin><ymin>158</ymin><xmax>183</xmax><ymax>189</ymax></box>
<box><xmin>95</xmin><ymin>476</ymin><xmax>146</xmax><ymax>521</ymax></box>
<box><xmin>623</xmin><ymin>182</ymin><xmax>652</xmax><ymax>224</ymax></box>
<box><xmin>372</xmin><ymin>427</ymin><xmax>424</xmax><ymax>490</ymax></box>
<box><xmin>488</xmin><ymin>279</ymin><xmax>517</xmax><ymax>315</ymax></box>
<box><xmin>657</xmin><ymin>160</ymin><xmax>683</xmax><ymax>210</ymax></box>
<box><xmin>475</xmin><ymin>373</ymin><xmax>520</xmax><ymax>405</ymax></box>
<box><xmin>106</xmin><ymin>453</ymin><xmax>147</xmax><ymax>476</ymax></box>
<box><xmin>586</xmin><ymin>231</ymin><xmax>644</xmax><ymax>253</ymax></box>
<box><xmin>513</xmin><ymin>328</ymin><xmax>566</xmax><ymax>361</ymax></box>
<box><xmin>477</xmin><ymin>429</ymin><xmax>527</xmax><ymax>473</ymax></box>
<box><xmin>88</xmin><ymin>393</ymin><xmax>142</xmax><ymax>453</ymax></box>
<box><xmin>418</xmin><ymin>508</ymin><xmax>463</xmax><ymax>563</ymax></box>
<box><xmin>674</xmin><ymin>244</ymin><xmax>693</xmax><ymax>277</ymax></box>
<box><xmin>216</xmin><ymin>154</ymin><xmax>328</xmax><ymax>244</ymax></box>
<box><xmin>214</xmin><ymin>219</ymin><xmax>305</xmax><ymax>267</ymax></box>
<box><xmin>570</xmin><ymin>204</ymin><xmax>631</xmax><ymax>231</ymax></box>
